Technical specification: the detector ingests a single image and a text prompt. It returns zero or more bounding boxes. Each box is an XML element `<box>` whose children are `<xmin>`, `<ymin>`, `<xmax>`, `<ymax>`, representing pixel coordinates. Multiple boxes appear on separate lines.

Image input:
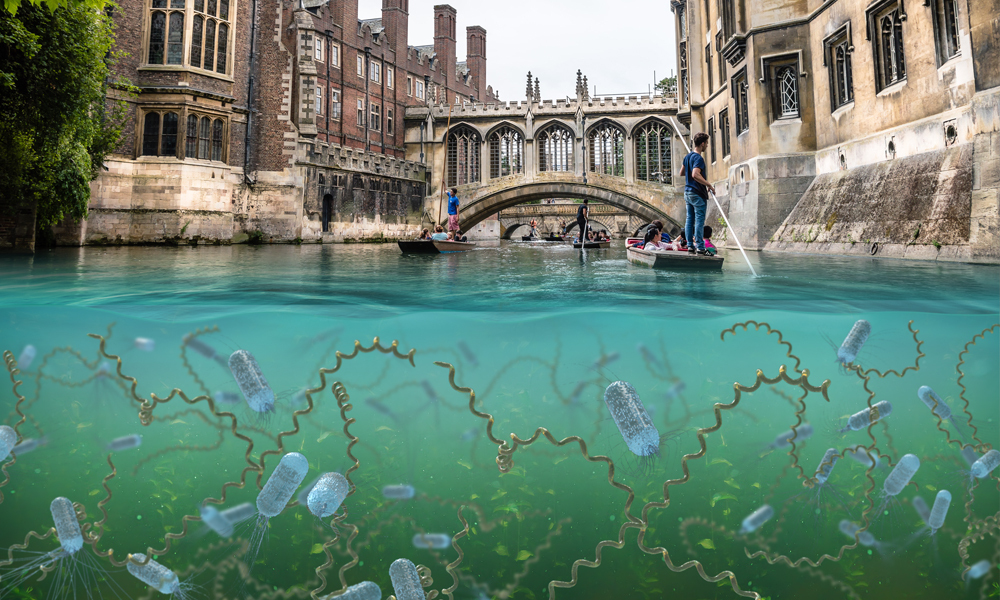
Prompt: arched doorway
<box><xmin>322</xmin><ymin>194</ymin><xmax>333</xmax><ymax>232</ymax></box>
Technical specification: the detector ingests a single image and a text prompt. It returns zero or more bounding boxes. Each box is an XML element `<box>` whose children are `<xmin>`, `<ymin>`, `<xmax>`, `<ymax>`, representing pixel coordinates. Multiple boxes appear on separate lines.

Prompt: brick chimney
<box><xmin>334</xmin><ymin>0</ymin><xmax>358</xmax><ymax>38</ymax></box>
<box><xmin>466</xmin><ymin>26</ymin><xmax>486</xmax><ymax>102</ymax></box>
<box><xmin>381</xmin><ymin>0</ymin><xmax>408</xmax><ymax>53</ymax></box>
<box><xmin>433</xmin><ymin>4</ymin><xmax>457</xmax><ymax>88</ymax></box>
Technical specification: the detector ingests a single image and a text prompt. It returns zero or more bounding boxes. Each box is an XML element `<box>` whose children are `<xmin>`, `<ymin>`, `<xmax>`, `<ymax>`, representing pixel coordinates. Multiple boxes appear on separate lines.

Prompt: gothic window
<box><xmin>183</xmin><ymin>113</ymin><xmax>226</xmax><ymax>161</ymax></box>
<box><xmin>489</xmin><ymin>126</ymin><xmax>524</xmax><ymax>178</ymax></box>
<box><xmin>679</xmin><ymin>41</ymin><xmax>688</xmax><ymax>105</ymax></box>
<box><xmin>141</xmin><ymin>111</ymin><xmax>179</xmax><ymax>157</ymax></box>
<box><xmin>934</xmin><ymin>0</ymin><xmax>960</xmax><ymax>62</ymax></box>
<box><xmin>634</xmin><ymin>121</ymin><xmax>672</xmax><ymax>184</ymax></box>
<box><xmin>587</xmin><ymin>122</ymin><xmax>624</xmax><ymax>177</ymax></box>
<box><xmin>825</xmin><ymin>28</ymin><xmax>854</xmax><ymax>110</ymax></box>
<box><xmin>447</xmin><ymin>126</ymin><xmax>481</xmax><ymax>186</ymax></box>
<box><xmin>777</xmin><ymin>65</ymin><xmax>798</xmax><ymax>118</ymax></box>
<box><xmin>148</xmin><ymin>0</ymin><xmax>232</xmax><ymax>74</ymax></box>
<box><xmin>868</xmin><ymin>1</ymin><xmax>905</xmax><ymax>91</ymax></box>
<box><xmin>537</xmin><ymin>124</ymin><xmax>574</xmax><ymax>173</ymax></box>
<box><xmin>677</xmin><ymin>5</ymin><xmax>686</xmax><ymax>39</ymax></box>
<box><xmin>732</xmin><ymin>67</ymin><xmax>749</xmax><ymax>134</ymax></box>
<box><xmin>720</xmin><ymin>108</ymin><xmax>731</xmax><ymax>157</ymax></box>
<box><xmin>708</xmin><ymin>117</ymin><xmax>716</xmax><ymax>163</ymax></box>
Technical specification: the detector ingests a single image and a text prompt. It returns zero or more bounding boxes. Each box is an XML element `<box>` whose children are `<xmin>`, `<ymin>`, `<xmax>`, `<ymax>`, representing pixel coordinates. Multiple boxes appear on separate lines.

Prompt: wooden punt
<box><xmin>572</xmin><ymin>241</ymin><xmax>611</xmax><ymax>249</ymax></box>
<box><xmin>397</xmin><ymin>240</ymin><xmax>476</xmax><ymax>254</ymax></box>
<box><xmin>626</xmin><ymin>245</ymin><xmax>724</xmax><ymax>270</ymax></box>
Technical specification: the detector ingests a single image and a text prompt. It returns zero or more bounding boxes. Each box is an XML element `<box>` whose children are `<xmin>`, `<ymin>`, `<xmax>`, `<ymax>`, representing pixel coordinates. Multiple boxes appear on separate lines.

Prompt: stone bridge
<box><xmin>498</xmin><ymin>203</ymin><xmax>647</xmax><ymax>239</ymax></box>
<box><xmin>404</xmin><ymin>92</ymin><xmax>691</xmax><ymax>235</ymax></box>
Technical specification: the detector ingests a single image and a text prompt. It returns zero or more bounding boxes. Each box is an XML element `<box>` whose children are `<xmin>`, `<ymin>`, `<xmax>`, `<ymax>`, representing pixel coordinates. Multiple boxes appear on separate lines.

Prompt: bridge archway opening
<box><xmin>458</xmin><ymin>182</ymin><xmax>682</xmax><ymax>233</ymax></box>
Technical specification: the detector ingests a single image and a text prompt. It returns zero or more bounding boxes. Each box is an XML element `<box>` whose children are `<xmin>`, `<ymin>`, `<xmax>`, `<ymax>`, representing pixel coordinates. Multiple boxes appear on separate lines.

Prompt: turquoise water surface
<box><xmin>0</xmin><ymin>243</ymin><xmax>997</xmax><ymax>600</ymax></box>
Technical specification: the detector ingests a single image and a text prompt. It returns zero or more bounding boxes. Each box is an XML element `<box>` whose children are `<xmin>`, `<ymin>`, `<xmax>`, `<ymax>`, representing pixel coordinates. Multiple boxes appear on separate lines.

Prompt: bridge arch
<box><xmin>485</xmin><ymin>120</ymin><xmax>526</xmax><ymax>139</ymax></box>
<box><xmin>458</xmin><ymin>181</ymin><xmax>681</xmax><ymax>232</ymax></box>
<box><xmin>625</xmin><ymin>116</ymin><xmax>676</xmax><ymax>142</ymax></box>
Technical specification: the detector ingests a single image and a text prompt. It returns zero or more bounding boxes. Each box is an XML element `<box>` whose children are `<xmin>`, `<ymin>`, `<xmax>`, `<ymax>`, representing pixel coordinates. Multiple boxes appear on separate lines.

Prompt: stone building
<box><xmin>672</xmin><ymin>0</ymin><xmax>1000</xmax><ymax>262</ymax></box>
<box><xmin>48</xmin><ymin>0</ymin><xmax>494</xmax><ymax>246</ymax></box>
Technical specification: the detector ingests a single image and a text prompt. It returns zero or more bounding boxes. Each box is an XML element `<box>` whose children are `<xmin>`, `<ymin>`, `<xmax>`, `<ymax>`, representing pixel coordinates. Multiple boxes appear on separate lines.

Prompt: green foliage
<box><xmin>3</xmin><ymin>0</ymin><xmax>108</xmax><ymax>17</ymax></box>
<box><xmin>0</xmin><ymin>2</ymin><xmax>131</xmax><ymax>230</ymax></box>
<box><xmin>246</xmin><ymin>230</ymin><xmax>266</xmax><ymax>245</ymax></box>
<box><xmin>654</xmin><ymin>76</ymin><xmax>677</xmax><ymax>95</ymax></box>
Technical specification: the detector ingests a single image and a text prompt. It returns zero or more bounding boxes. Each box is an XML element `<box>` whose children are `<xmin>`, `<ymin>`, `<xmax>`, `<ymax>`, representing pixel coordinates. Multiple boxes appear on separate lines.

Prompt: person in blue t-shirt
<box><xmin>678</xmin><ymin>132</ymin><xmax>715</xmax><ymax>255</ymax></box>
<box><xmin>446</xmin><ymin>187</ymin><xmax>460</xmax><ymax>233</ymax></box>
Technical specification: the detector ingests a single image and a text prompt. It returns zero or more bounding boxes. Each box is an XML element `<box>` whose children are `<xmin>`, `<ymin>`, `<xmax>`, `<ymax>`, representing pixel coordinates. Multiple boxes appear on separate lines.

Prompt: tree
<box><xmin>655</xmin><ymin>76</ymin><xmax>677</xmax><ymax>96</ymax></box>
<box><xmin>3</xmin><ymin>0</ymin><xmax>107</xmax><ymax>16</ymax></box>
<box><xmin>0</xmin><ymin>2</ymin><xmax>129</xmax><ymax>233</ymax></box>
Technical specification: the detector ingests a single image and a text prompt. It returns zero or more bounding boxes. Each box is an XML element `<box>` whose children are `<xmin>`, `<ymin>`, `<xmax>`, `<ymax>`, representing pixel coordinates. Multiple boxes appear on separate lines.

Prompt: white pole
<box><xmin>669</xmin><ymin>117</ymin><xmax>758</xmax><ymax>277</ymax></box>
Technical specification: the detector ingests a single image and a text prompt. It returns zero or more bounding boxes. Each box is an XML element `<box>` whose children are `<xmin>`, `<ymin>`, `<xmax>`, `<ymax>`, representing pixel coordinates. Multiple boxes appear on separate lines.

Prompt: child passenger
<box><xmin>703</xmin><ymin>226</ymin><xmax>717</xmax><ymax>256</ymax></box>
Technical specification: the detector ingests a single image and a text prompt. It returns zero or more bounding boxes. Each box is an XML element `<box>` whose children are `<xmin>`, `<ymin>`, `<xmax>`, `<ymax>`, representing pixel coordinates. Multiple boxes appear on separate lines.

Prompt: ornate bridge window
<box><xmin>489</xmin><ymin>126</ymin><xmax>523</xmax><ymax>179</ymax></box>
<box><xmin>587</xmin><ymin>122</ymin><xmax>624</xmax><ymax>177</ymax></box>
<box><xmin>447</xmin><ymin>125</ymin><xmax>481</xmax><ymax>186</ymax></box>
<box><xmin>634</xmin><ymin>121</ymin><xmax>673</xmax><ymax>184</ymax></box>
<box><xmin>538</xmin><ymin>123</ymin><xmax>574</xmax><ymax>173</ymax></box>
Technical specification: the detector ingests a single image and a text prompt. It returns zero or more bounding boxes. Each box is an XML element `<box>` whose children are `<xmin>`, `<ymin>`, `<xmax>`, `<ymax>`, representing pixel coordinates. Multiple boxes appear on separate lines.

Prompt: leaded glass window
<box><xmin>489</xmin><ymin>126</ymin><xmax>524</xmax><ymax>179</ymax></box>
<box><xmin>587</xmin><ymin>123</ymin><xmax>624</xmax><ymax>177</ymax></box>
<box><xmin>732</xmin><ymin>69</ymin><xmax>749</xmax><ymax>134</ymax></box>
<box><xmin>934</xmin><ymin>0</ymin><xmax>960</xmax><ymax>62</ymax></box>
<box><xmin>777</xmin><ymin>66</ymin><xmax>798</xmax><ymax>118</ymax></box>
<box><xmin>869</xmin><ymin>2</ymin><xmax>906</xmax><ymax>91</ymax></box>
<box><xmin>825</xmin><ymin>28</ymin><xmax>854</xmax><ymax>110</ymax></box>
<box><xmin>537</xmin><ymin>124</ymin><xmax>574</xmax><ymax>173</ymax></box>
<box><xmin>149</xmin><ymin>0</ymin><xmax>233</xmax><ymax>74</ymax></box>
<box><xmin>141</xmin><ymin>111</ymin><xmax>180</xmax><ymax>157</ymax></box>
<box><xmin>634</xmin><ymin>121</ymin><xmax>672</xmax><ymax>184</ymax></box>
<box><xmin>447</xmin><ymin>126</ymin><xmax>481</xmax><ymax>186</ymax></box>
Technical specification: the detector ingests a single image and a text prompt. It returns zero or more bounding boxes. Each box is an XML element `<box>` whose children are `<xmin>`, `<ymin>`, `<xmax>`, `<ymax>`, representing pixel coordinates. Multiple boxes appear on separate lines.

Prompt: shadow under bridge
<box><xmin>458</xmin><ymin>182</ymin><xmax>681</xmax><ymax>234</ymax></box>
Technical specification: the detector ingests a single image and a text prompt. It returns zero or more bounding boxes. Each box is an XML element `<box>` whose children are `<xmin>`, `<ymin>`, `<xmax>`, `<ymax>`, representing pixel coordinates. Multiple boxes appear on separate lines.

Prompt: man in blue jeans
<box><xmin>679</xmin><ymin>132</ymin><xmax>715</xmax><ymax>255</ymax></box>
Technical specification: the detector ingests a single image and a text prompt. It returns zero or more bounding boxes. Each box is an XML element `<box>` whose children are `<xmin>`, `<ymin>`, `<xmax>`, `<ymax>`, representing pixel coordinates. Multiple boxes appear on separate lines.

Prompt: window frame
<box><xmin>357</xmin><ymin>54</ymin><xmax>365</xmax><ymax>77</ymax></box>
<box><xmin>759</xmin><ymin>53</ymin><xmax>801</xmax><ymax>122</ymax></box>
<box><xmin>731</xmin><ymin>66</ymin><xmax>750</xmax><ymax>135</ymax></box>
<box><xmin>142</xmin><ymin>107</ymin><xmax>227</xmax><ymax>162</ymax></box>
<box><xmin>407</xmin><ymin>76</ymin><xmax>413</xmax><ymax>96</ymax></box>
<box><xmin>705</xmin><ymin>43</ymin><xmax>713</xmax><ymax>93</ymax></box>
<box><xmin>447</xmin><ymin>125</ymin><xmax>482</xmax><ymax>186</ymax></box>
<box><xmin>143</xmin><ymin>0</ymin><xmax>236</xmax><ymax>78</ymax></box>
<box><xmin>708</xmin><ymin>116</ymin><xmax>716</xmax><ymax>163</ymax></box>
<box><xmin>932</xmin><ymin>0</ymin><xmax>961</xmax><ymax>64</ymax></box>
<box><xmin>315</xmin><ymin>37</ymin><xmax>324</xmax><ymax>62</ymax></box>
<box><xmin>386</xmin><ymin>66</ymin><xmax>394</xmax><ymax>88</ymax></box>
<box><xmin>415</xmin><ymin>80</ymin><xmax>425</xmax><ymax>100</ymax></box>
<box><xmin>633</xmin><ymin>120</ymin><xmax>674</xmax><ymax>184</ymax></box>
<box><xmin>387</xmin><ymin>108</ymin><xmax>394</xmax><ymax>135</ymax></box>
<box><xmin>537</xmin><ymin>123</ymin><xmax>575</xmax><ymax>173</ymax></box>
<box><xmin>866</xmin><ymin>0</ymin><xmax>907</xmax><ymax>92</ymax></box>
<box><xmin>370</xmin><ymin>60</ymin><xmax>381</xmax><ymax>84</ymax></box>
<box><xmin>824</xmin><ymin>25</ymin><xmax>854</xmax><ymax>111</ymax></box>
<box><xmin>315</xmin><ymin>86</ymin><xmax>322</xmax><ymax>116</ymax></box>
<box><xmin>330</xmin><ymin>88</ymin><xmax>342</xmax><ymax>120</ymax></box>
<box><xmin>357</xmin><ymin>98</ymin><xmax>365</xmax><ymax>126</ymax></box>
<box><xmin>719</xmin><ymin>108</ymin><xmax>731</xmax><ymax>157</ymax></box>
<box><xmin>370</xmin><ymin>103</ymin><xmax>381</xmax><ymax>132</ymax></box>
<box><xmin>329</xmin><ymin>42</ymin><xmax>340</xmax><ymax>67</ymax></box>
<box><xmin>488</xmin><ymin>126</ymin><xmax>524</xmax><ymax>179</ymax></box>
<box><xmin>587</xmin><ymin>121</ymin><xmax>625</xmax><ymax>177</ymax></box>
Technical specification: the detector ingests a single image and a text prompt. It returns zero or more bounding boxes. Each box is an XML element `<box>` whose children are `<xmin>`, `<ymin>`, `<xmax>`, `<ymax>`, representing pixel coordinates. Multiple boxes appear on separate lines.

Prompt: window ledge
<box><xmin>136</xmin><ymin>156</ymin><xmax>227</xmax><ymax>167</ymax></box>
<box><xmin>876</xmin><ymin>79</ymin><xmax>907</xmax><ymax>97</ymax></box>
<box><xmin>139</xmin><ymin>65</ymin><xmax>235</xmax><ymax>83</ymax></box>
<box><xmin>937</xmin><ymin>53</ymin><xmax>963</xmax><ymax>71</ymax></box>
<box><xmin>831</xmin><ymin>101</ymin><xmax>854</xmax><ymax>118</ymax></box>
<box><xmin>770</xmin><ymin>117</ymin><xmax>802</xmax><ymax>126</ymax></box>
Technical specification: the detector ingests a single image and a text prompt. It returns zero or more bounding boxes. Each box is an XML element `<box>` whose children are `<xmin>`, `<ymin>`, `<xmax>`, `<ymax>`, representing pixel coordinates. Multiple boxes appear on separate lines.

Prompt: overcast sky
<box><xmin>358</xmin><ymin>0</ymin><xmax>678</xmax><ymax>101</ymax></box>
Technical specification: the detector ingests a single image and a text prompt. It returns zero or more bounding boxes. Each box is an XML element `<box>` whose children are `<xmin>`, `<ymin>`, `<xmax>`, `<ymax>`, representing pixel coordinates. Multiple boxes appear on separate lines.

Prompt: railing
<box><xmin>497</xmin><ymin>204</ymin><xmax>627</xmax><ymax>217</ymax></box>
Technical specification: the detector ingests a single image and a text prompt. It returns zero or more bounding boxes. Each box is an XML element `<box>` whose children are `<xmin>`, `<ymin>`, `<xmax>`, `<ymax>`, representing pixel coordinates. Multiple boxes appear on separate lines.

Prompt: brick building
<box><xmin>47</xmin><ymin>0</ymin><xmax>494</xmax><ymax>246</ymax></box>
<box><xmin>672</xmin><ymin>0</ymin><xmax>1000</xmax><ymax>263</ymax></box>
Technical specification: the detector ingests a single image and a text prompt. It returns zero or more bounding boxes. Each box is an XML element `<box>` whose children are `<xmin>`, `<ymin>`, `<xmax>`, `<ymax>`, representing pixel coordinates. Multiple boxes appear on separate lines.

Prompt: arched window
<box><xmin>635</xmin><ymin>121</ymin><xmax>673</xmax><ymax>184</ymax></box>
<box><xmin>212</xmin><ymin>119</ymin><xmax>224</xmax><ymax>161</ymax></box>
<box><xmin>588</xmin><ymin>123</ymin><xmax>624</xmax><ymax>177</ymax></box>
<box><xmin>538</xmin><ymin>124</ymin><xmax>574</xmax><ymax>173</ymax></box>
<box><xmin>488</xmin><ymin>126</ymin><xmax>523</xmax><ymax>179</ymax></box>
<box><xmin>447</xmin><ymin>125</ymin><xmax>481</xmax><ymax>186</ymax></box>
<box><xmin>141</xmin><ymin>111</ymin><xmax>179</xmax><ymax>156</ymax></box>
<box><xmin>149</xmin><ymin>0</ymin><xmax>233</xmax><ymax>74</ymax></box>
<box><xmin>777</xmin><ymin>66</ymin><xmax>798</xmax><ymax>117</ymax></box>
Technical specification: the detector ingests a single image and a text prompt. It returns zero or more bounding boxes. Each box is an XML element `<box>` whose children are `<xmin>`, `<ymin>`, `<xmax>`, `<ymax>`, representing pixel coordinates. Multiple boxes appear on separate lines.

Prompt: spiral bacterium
<box><xmin>200</xmin><ymin>504</ymin><xmax>233</xmax><ymax>538</ymax></box>
<box><xmin>971</xmin><ymin>449</ymin><xmax>1000</xmax><ymax>480</ymax></box>
<box><xmin>769</xmin><ymin>424</ymin><xmax>814</xmax><ymax>450</ymax></box>
<box><xmin>258</xmin><ymin>452</ymin><xmax>308</xmax><ymax>518</ymax></box>
<box><xmin>412</xmin><ymin>533</ymin><xmax>451</xmax><ymax>550</ymax></box>
<box><xmin>338</xmin><ymin>581</ymin><xmax>382</xmax><ymax>600</ymax></box>
<box><xmin>134</xmin><ymin>337</ymin><xmax>156</xmax><ymax>352</ymax></box>
<box><xmin>127</xmin><ymin>553</ymin><xmax>180</xmax><ymax>594</ymax></box>
<box><xmin>389</xmin><ymin>558</ymin><xmax>425</xmax><ymax>600</ymax></box>
<box><xmin>813</xmin><ymin>448</ymin><xmax>840</xmax><ymax>485</ymax></box>
<box><xmin>220</xmin><ymin>502</ymin><xmax>256</xmax><ymax>524</ymax></box>
<box><xmin>966</xmin><ymin>559</ymin><xmax>992</xmax><ymax>580</ymax></box>
<box><xmin>50</xmin><ymin>497</ymin><xmax>83</xmax><ymax>555</ymax></box>
<box><xmin>0</xmin><ymin>425</ymin><xmax>16</xmax><ymax>459</ymax></box>
<box><xmin>916</xmin><ymin>386</ymin><xmax>950</xmax><ymax>419</ymax></box>
<box><xmin>106</xmin><ymin>434</ymin><xmax>142</xmax><ymax>452</ymax></box>
<box><xmin>213</xmin><ymin>390</ymin><xmax>241</xmax><ymax>405</ymax></box>
<box><xmin>837</xmin><ymin>320</ymin><xmax>870</xmax><ymax>365</ymax></box>
<box><xmin>911</xmin><ymin>496</ymin><xmax>930</xmax><ymax>525</ymax></box>
<box><xmin>840</xmin><ymin>400</ymin><xmax>892</xmax><ymax>433</ymax></box>
<box><xmin>307</xmin><ymin>472</ymin><xmax>349</xmax><ymax>518</ymax></box>
<box><xmin>17</xmin><ymin>345</ymin><xmax>35</xmax><ymax>370</ymax></box>
<box><xmin>229</xmin><ymin>350</ymin><xmax>276</xmax><ymax>419</ymax></box>
<box><xmin>739</xmin><ymin>505</ymin><xmax>774</xmax><ymax>535</ymax></box>
<box><xmin>382</xmin><ymin>484</ymin><xmax>416</xmax><ymax>500</ymax></box>
<box><xmin>927</xmin><ymin>490</ymin><xmax>950</xmax><ymax>533</ymax></box>
<box><xmin>884</xmin><ymin>454</ymin><xmax>920</xmax><ymax>497</ymax></box>
<box><xmin>603</xmin><ymin>381</ymin><xmax>659</xmax><ymax>458</ymax></box>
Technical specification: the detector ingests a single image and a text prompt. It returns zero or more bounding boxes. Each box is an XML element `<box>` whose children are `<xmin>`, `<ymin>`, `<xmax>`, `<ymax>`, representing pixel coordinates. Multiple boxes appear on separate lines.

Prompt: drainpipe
<box><xmin>243</xmin><ymin>0</ymin><xmax>259</xmax><ymax>184</ymax></box>
<box><xmin>324</xmin><ymin>30</ymin><xmax>332</xmax><ymax>139</ymax></box>
<box><xmin>364</xmin><ymin>46</ymin><xmax>372</xmax><ymax>153</ymax></box>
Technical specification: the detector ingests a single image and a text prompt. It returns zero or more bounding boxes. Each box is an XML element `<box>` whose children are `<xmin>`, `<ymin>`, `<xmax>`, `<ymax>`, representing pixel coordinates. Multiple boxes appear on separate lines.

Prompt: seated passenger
<box><xmin>454</xmin><ymin>229</ymin><xmax>469</xmax><ymax>242</ymax></box>
<box><xmin>703</xmin><ymin>226</ymin><xmax>718</xmax><ymax>256</ymax></box>
<box><xmin>643</xmin><ymin>228</ymin><xmax>670</xmax><ymax>250</ymax></box>
<box><xmin>431</xmin><ymin>225</ymin><xmax>448</xmax><ymax>241</ymax></box>
<box><xmin>667</xmin><ymin>231</ymin><xmax>687</xmax><ymax>251</ymax></box>
<box><xmin>418</xmin><ymin>228</ymin><xmax>431</xmax><ymax>240</ymax></box>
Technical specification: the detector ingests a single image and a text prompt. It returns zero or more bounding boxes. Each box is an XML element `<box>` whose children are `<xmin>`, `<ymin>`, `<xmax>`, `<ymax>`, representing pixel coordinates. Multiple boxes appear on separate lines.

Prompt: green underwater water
<box><xmin>0</xmin><ymin>243</ymin><xmax>998</xmax><ymax>600</ymax></box>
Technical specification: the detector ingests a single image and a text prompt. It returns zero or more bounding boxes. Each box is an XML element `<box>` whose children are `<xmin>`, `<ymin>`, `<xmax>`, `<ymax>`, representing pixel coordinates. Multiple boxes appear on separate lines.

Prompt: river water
<box><xmin>0</xmin><ymin>243</ymin><xmax>997</xmax><ymax>600</ymax></box>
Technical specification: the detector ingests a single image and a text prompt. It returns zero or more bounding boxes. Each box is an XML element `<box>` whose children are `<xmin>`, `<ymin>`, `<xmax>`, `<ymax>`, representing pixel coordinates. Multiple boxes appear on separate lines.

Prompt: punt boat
<box><xmin>397</xmin><ymin>240</ymin><xmax>477</xmax><ymax>254</ymax></box>
<box><xmin>572</xmin><ymin>241</ymin><xmax>611</xmax><ymax>249</ymax></box>
<box><xmin>625</xmin><ymin>242</ymin><xmax>724</xmax><ymax>270</ymax></box>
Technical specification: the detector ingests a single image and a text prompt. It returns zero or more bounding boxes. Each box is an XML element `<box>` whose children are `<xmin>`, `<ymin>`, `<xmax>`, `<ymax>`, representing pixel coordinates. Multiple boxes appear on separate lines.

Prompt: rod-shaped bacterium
<box><xmin>127</xmin><ymin>553</ymin><xmax>180</xmax><ymax>594</ymax></box>
<box><xmin>412</xmin><ymin>533</ymin><xmax>451</xmax><ymax>550</ymax></box>
<box><xmin>769</xmin><ymin>423</ymin><xmax>814</xmax><ymax>449</ymax></box>
<box><xmin>739</xmin><ymin>505</ymin><xmax>774</xmax><ymax>535</ymax></box>
<box><xmin>971</xmin><ymin>449</ymin><xmax>1000</xmax><ymax>480</ymax></box>
<box><xmin>814</xmin><ymin>448</ymin><xmax>840</xmax><ymax>485</ymax></box>
<box><xmin>0</xmin><ymin>425</ymin><xmax>16</xmax><ymax>459</ymax></box>
<box><xmin>229</xmin><ymin>350</ymin><xmax>276</xmax><ymax>416</ymax></box>
<box><xmin>134</xmin><ymin>338</ymin><xmax>155</xmax><ymax>352</ymax></box>
<box><xmin>338</xmin><ymin>581</ymin><xmax>382</xmax><ymax>600</ymax></box>
<box><xmin>307</xmin><ymin>472</ymin><xmax>349</xmax><ymax>518</ymax></box>
<box><xmin>837</xmin><ymin>320</ymin><xmax>871</xmax><ymax>365</ymax></box>
<box><xmin>257</xmin><ymin>452</ymin><xmax>308</xmax><ymax>518</ymax></box>
<box><xmin>838</xmin><ymin>520</ymin><xmax>876</xmax><ymax>547</ymax></box>
<box><xmin>884</xmin><ymin>454</ymin><xmax>920</xmax><ymax>497</ymax></box>
<box><xmin>50</xmin><ymin>497</ymin><xmax>83</xmax><ymax>555</ymax></box>
<box><xmin>911</xmin><ymin>496</ymin><xmax>930</xmax><ymax>525</ymax></box>
<box><xmin>966</xmin><ymin>559</ymin><xmax>992</xmax><ymax>580</ymax></box>
<box><xmin>17</xmin><ymin>345</ymin><xmax>35</xmax><ymax>370</ymax></box>
<box><xmin>840</xmin><ymin>400</ymin><xmax>892</xmax><ymax>433</ymax></box>
<box><xmin>382</xmin><ymin>484</ymin><xmax>416</xmax><ymax>500</ymax></box>
<box><xmin>927</xmin><ymin>490</ymin><xmax>951</xmax><ymax>533</ymax></box>
<box><xmin>389</xmin><ymin>558</ymin><xmax>426</xmax><ymax>600</ymax></box>
<box><xmin>200</xmin><ymin>504</ymin><xmax>234</xmax><ymax>538</ymax></box>
<box><xmin>604</xmin><ymin>381</ymin><xmax>660</xmax><ymax>457</ymax></box>
<box><xmin>220</xmin><ymin>502</ymin><xmax>256</xmax><ymax>524</ymax></box>
<box><xmin>916</xmin><ymin>386</ymin><xmax>951</xmax><ymax>420</ymax></box>
<box><xmin>106</xmin><ymin>434</ymin><xmax>142</xmax><ymax>452</ymax></box>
